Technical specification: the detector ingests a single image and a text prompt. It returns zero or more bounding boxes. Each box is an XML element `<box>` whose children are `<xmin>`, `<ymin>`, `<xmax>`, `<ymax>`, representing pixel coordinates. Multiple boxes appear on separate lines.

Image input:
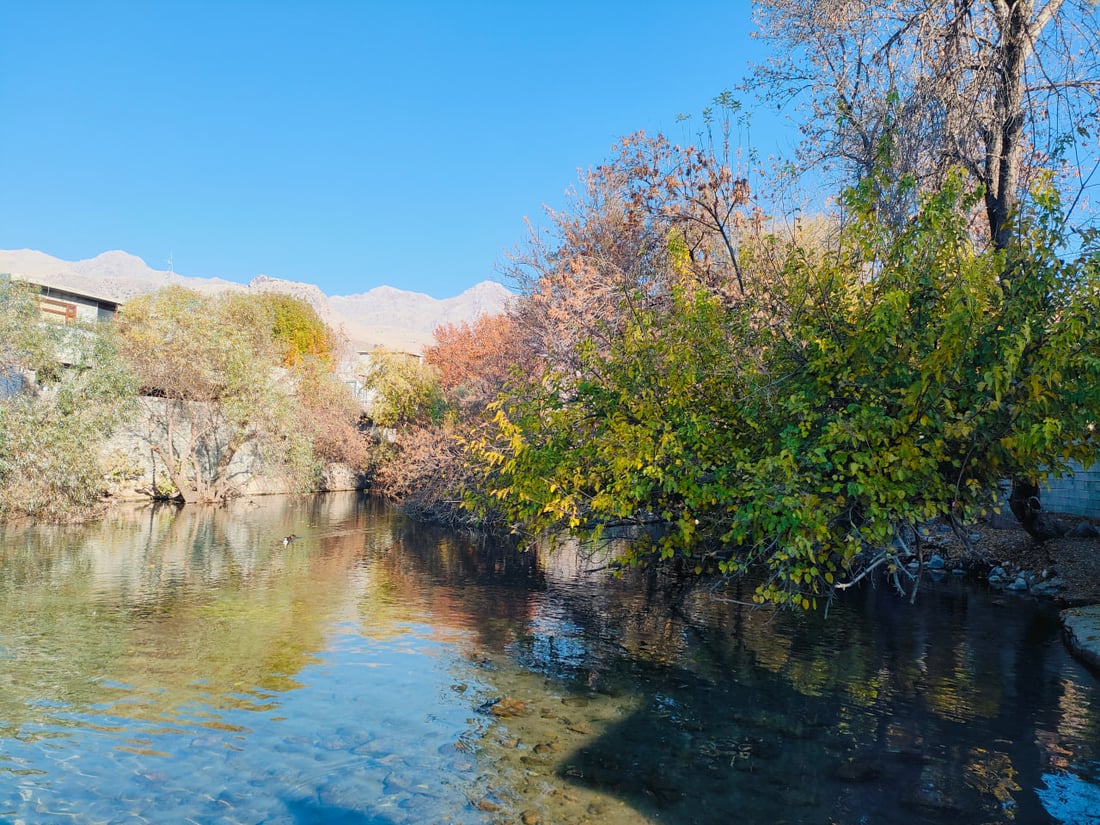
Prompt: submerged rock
<box><xmin>489</xmin><ymin>697</ymin><xmax>528</xmax><ymax>718</ymax></box>
<box><xmin>1031</xmin><ymin>577</ymin><xmax>1065</xmax><ymax>598</ymax></box>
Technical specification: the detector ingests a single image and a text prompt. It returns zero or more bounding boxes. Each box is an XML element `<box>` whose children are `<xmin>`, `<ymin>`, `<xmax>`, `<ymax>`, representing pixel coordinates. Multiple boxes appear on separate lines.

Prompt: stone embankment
<box><xmin>1062</xmin><ymin>607</ymin><xmax>1100</xmax><ymax>673</ymax></box>
<box><xmin>98</xmin><ymin>400</ymin><xmax>366</xmax><ymax>501</ymax></box>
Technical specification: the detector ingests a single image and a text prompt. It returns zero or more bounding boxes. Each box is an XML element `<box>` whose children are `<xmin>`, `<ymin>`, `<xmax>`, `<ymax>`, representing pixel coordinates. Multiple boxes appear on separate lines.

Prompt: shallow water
<box><xmin>0</xmin><ymin>492</ymin><xmax>1097</xmax><ymax>824</ymax></box>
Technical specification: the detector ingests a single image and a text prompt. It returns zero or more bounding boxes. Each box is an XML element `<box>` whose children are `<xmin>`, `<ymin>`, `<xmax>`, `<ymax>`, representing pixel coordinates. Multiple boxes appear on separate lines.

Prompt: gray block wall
<box><xmin>1043</xmin><ymin>461</ymin><xmax>1100</xmax><ymax>518</ymax></box>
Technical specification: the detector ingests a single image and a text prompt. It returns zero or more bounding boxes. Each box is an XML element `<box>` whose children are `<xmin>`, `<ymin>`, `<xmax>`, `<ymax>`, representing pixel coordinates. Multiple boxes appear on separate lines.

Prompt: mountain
<box><xmin>0</xmin><ymin>249</ymin><xmax>513</xmax><ymax>352</ymax></box>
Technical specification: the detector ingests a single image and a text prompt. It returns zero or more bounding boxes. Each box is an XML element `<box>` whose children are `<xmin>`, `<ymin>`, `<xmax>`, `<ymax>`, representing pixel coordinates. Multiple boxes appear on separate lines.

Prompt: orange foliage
<box><xmin>504</xmin><ymin>130</ymin><xmax>759</xmax><ymax>370</ymax></box>
<box><xmin>424</xmin><ymin>312</ymin><xmax>530</xmax><ymax>413</ymax></box>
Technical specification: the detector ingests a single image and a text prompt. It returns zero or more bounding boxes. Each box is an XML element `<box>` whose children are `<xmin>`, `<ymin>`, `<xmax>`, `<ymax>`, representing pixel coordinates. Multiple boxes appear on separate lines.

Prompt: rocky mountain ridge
<box><xmin>0</xmin><ymin>249</ymin><xmax>513</xmax><ymax>352</ymax></box>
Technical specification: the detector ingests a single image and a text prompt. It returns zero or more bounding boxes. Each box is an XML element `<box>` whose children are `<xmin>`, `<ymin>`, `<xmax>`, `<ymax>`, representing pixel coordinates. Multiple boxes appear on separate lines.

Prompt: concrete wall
<box><xmin>100</xmin><ymin>397</ymin><xmax>364</xmax><ymax>500</ymax></box>
<box><xmin>36</xmin><ymin>287</ymin><xmax>117</xmax><ymax>324</ymax></box>
<box><xmin>1043</xmin><ymin>461</ymin><xmax>1100</xmax><ymax>518</ymax></box>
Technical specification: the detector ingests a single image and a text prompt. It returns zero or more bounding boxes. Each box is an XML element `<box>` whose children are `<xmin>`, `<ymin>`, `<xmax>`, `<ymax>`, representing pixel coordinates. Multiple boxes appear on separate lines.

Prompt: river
<box><xmin>0</xmin><ymin>492</ymin><xmax>1097</xmax><ymax>824</ymax></box>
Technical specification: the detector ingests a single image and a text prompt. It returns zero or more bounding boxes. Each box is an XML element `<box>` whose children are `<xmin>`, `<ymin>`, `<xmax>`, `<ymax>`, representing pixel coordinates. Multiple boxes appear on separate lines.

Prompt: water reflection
<box><xmin>0</xmin><ymin>493</ymin><xmax>1097</xmax><ymax>824</ymax></box>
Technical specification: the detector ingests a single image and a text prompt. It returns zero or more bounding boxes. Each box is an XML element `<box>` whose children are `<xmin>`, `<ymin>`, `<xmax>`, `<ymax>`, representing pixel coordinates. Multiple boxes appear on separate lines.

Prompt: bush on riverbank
<box><xmin>0</xmin><ymin>280</ymin><xmax>138</xmax><ymax>520</ymax></box>
<box><xmin>367</xmin><ymin>314</ymin><xmax>529</xmax><ymax>530</ymax></box>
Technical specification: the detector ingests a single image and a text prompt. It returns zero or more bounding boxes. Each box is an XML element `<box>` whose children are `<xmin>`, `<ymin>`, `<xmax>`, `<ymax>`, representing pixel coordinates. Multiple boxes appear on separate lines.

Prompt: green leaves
<box><xmin>0</xmin><ymin>295</ymin><xmax>137</xmax><ymax>520</ymax></box>
<box><xmin>471</xmin><ymin>170</ymin><xmax>1100</xmax><ymax>608</ymax></box>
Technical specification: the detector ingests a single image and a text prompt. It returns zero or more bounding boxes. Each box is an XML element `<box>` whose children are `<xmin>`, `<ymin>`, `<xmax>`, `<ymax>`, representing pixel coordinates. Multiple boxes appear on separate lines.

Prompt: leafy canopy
<box><xmin>0</xmin><ymin>280</ymin><xmax>136</xmax><ymax>519</ymax></box>
<box><xmin>470</xmin><ymin>171</ymin><xmax>1100</xmax><ymax>608</ymax></box>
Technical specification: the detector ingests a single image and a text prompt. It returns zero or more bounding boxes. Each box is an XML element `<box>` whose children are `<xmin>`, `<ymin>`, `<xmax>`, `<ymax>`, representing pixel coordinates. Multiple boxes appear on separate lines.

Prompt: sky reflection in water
<box><xmin>0</xmin><ymin>492</ymin><xmax>1097</xmax><ymax>824</ymax></box>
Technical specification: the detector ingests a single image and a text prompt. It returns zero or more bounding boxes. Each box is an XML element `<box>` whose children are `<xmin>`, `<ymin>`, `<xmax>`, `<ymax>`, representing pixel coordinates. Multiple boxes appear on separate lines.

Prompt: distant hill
<box><xmin>0</xmin><ymin>249</ymin><xmax>514</xmax><ymax>353</ymax></box>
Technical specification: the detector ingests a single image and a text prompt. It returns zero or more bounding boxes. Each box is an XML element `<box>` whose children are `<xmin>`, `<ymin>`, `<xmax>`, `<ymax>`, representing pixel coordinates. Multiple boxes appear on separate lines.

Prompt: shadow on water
<box><xmin>283</xmin><ymin>796</ymin><xmax>396</xmax><ymax>825</ymax></box>
<box><xmin>1</xmin><ymin>493</ymin><xmax>1098</xmax><ymax>825</ymax></box>
<box><xmin>535</xmin><ymin>574</ymin><xmax>1100</xmax><ymax>824</ymax></box>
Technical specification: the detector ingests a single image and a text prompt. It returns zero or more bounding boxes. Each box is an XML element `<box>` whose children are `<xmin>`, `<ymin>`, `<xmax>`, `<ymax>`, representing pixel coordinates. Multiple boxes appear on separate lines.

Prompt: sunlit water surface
<box><xmin>1</xmin><ymin>493</ymin><xmax>1098</xmax><ymax>824</ymax></box>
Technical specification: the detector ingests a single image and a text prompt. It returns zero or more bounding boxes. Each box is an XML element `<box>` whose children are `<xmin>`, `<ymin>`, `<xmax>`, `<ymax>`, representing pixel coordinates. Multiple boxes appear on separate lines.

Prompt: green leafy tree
<box><xmin>471</xmin><ymin>173</ymin><xmax>1100</xmax><ymax>607</ymax></box>
<box><xmin>360</xmin><ymin>353</ymin><xmax>444</xmax><ymax>429</ymax></box>
<box><xmin>0</xmin><ymin>280</ymin><xmax>136</xmax><ymax>519</ymax></box>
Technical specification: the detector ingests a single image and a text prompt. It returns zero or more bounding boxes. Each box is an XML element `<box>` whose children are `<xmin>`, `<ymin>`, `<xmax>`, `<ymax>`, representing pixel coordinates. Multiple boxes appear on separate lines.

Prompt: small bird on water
<box><xmin>282</xmin><ymin>534</ymin><xmax>298</xmax><ymax>546</ymax></box>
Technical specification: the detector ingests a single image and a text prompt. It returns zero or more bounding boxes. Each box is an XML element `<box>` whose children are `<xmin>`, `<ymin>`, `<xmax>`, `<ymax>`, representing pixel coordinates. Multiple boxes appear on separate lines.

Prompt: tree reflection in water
<box><xmin>0</xmin><ymin>494</ymin><xmax>1096</xmax><ymax>824</ymax></box>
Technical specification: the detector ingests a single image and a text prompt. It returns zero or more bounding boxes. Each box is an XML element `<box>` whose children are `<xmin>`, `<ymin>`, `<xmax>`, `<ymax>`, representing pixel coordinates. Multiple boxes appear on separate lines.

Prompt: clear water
<box><xmin>0</xmin><ymin>492</ymin><xmax>1097</xmax><ymax>824</ymax></box>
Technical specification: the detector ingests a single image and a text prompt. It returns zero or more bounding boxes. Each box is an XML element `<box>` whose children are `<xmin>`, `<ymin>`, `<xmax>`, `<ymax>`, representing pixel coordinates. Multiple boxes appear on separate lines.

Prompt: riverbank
<box><xmin>920</xmin><ymin>514</ymin><xmax>1100</xmax><ymax>605</ymax></box>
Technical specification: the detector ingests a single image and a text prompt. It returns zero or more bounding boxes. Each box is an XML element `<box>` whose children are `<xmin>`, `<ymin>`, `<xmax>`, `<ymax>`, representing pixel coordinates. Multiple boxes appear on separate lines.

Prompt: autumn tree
<box><xmin>115</xmin><ymin>287</ymin><xmax>361</xmax><ymax>503</ymax></box>
<box><xmin>472</xmin><ymin>171</ymin><xmax>1100</xmax><ymax>607</ymax></box>
<box><xmin>507</xmin><ymin>125</ymin><xmax>757</xmax><ymax>372</ymax></box>
<box><xmin>0</xmin><ymin>279</ymin><xmax>136</xmax><ymax>519</ymax></box>
<box><xmin>263</xmin><ymin>291</ymin><xmax>339</xmax><ymax>367</ymax></box>
<box><xmin>290</xmin><ymin>354</ymin><xmax>372</xmax><ymax>472</ymax></box>
<box><xmin>749</xmin><ymin>0</ymin><xmax>1100</xmax><ymax>246</ymax></box>
<box><xmin>366</xmin><ymin>313</ymin><xmax>532</xmax><ymax>527</ymax></box>
<box><xmin>425</xmin><ymin>313</ymin><xmax>530</xmax><ymax>415</ymax></box>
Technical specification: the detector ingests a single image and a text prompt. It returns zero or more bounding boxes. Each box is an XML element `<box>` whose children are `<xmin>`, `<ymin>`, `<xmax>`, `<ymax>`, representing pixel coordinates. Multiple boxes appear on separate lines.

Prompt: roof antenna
<box><xmin>166</xmin><ymin>252</ymin><xmax>174</xmax><ymax>275</ymax></box>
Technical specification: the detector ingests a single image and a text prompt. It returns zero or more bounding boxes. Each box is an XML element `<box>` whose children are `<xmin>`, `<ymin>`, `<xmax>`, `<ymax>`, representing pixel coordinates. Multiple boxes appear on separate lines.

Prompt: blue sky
<box><xmin>0</xmin><ymin>2</ymin><xmax>794</xmax><ymax>299</ymax></box>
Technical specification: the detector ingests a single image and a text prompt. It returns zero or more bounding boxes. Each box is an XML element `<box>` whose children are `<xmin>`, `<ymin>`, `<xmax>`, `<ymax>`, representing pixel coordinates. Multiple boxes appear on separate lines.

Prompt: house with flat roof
<box><xmin>16</xmin><ymin>275</ymin><xmax>121</xmax><ymax>324</ymax></box>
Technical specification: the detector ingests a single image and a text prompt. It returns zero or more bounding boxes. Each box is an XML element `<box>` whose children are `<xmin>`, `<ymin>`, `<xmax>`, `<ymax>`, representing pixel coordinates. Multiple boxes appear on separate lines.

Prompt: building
<box><xmin>18</xmin><ymin>275</ymin><xmax>121</xmax><ymax>324</ymax></box>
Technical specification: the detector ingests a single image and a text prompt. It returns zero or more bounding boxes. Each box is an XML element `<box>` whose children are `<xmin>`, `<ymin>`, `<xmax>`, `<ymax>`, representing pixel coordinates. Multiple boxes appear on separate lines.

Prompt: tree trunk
<box><xmin>1009</xmin><ymin>478</ymin><xmax>1067</xmax><ymax>541</ymax></box>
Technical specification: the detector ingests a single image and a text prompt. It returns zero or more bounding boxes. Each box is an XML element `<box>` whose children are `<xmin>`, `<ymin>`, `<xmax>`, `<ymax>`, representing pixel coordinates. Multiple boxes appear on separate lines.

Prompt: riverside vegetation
<box><xmin>374</xmin><ymin>0</ymin><xmax>1100</xmax><ymax>608</ymax></box>
<box><xmin>0</xmin><ymin>281</ymin><xmax>371</xmax><ymax>518</ymax></box>
<box><xmin>3</xmin><ymin>1</ymin><xmax>1099</xmax><ymax>610</ymax></box>
<box><xmin>3</xmin><ymin>164</ymin><xmax>1098</xmax><ymax>611</ymax></box>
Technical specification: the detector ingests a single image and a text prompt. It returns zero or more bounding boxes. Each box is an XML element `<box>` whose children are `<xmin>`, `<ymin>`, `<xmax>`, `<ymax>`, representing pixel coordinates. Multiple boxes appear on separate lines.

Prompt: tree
<box><xmin>367</xmin><ymin>314</ymin><xmax>532</xmax><ymax>527</ymax></box>
<box><xmin>749</xmin><ymin>0</ymin><xmax>1100</xmax><ymax>246</ymax></box>
<box><xmin>750</xmin><ymin>1</ymin><xmax>1100</xmax><ymax>540</ymax></box>
<box><xmin>290</xmin><ymin>354</ymin><xmax>372</xmax><ymax>471</ymax></box>
<box><xmin>424</xmin><ymin>313</ymin><xmax>530</xmax><ymax>415</ymax></box>
<box><xmin>0</xmin><ymin>279</ymin><xmax>136</xmax><ymax>519</ymax></box>
<box><xmin>262</xmin><ymin>292</ymin><xmax>339</xmax><ymax>367</ymax></box>
<box><xmin>115</xmin><ymin>287</ymin><xmax>319</xmax><ymax>502</ymax></box>
<box><xmin>471</xmin><ymin>169</ymin><xmax>1100</xmax><ymax>608</ymax></box>
<box><xmin>0</xmin><ymin>277</ymin><xmax>54</xmax><ymax>380</ymax></box>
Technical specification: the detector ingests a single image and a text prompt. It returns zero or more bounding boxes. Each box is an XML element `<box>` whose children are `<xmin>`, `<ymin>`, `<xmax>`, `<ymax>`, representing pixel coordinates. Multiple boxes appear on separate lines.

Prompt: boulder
<box><xmin>1061</xmin><ymin>606</ymin><xmax>1100</xmax><ymax>674</ymax></box>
